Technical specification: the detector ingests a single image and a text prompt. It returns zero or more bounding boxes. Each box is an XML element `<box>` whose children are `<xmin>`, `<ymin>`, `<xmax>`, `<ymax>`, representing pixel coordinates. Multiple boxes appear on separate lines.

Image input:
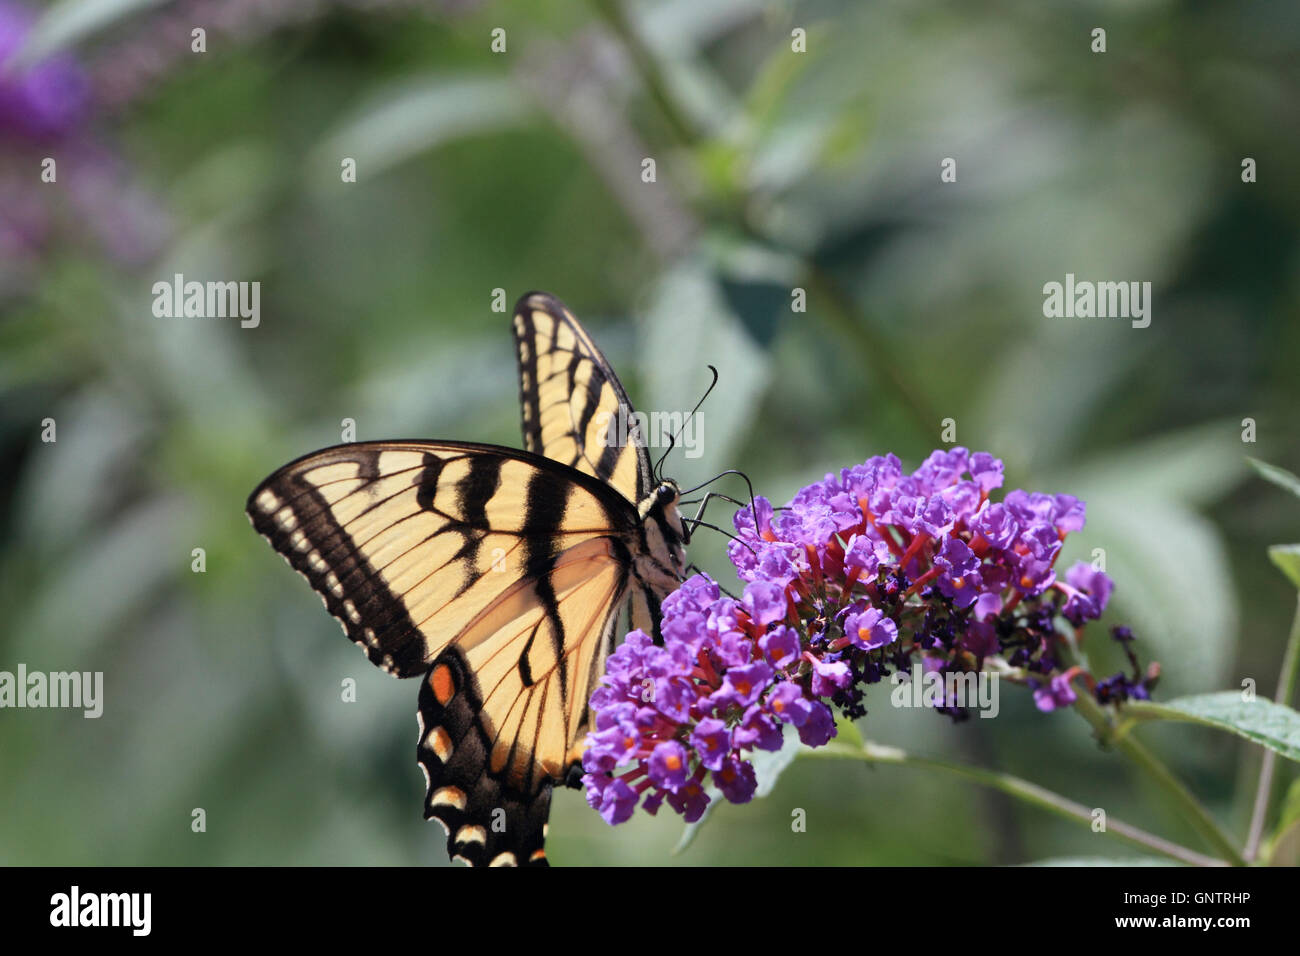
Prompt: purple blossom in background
<box><xmin>0</xmin><ymin>2</ymin><xmax>167</xmax><ymax>285</ymax></box>
<box><xmin>583</xmin><ymin>448</ymin><xmax>1153</xmax><ymax>827</ymax></box>
<box><xmin>1032</xmin><ymin>672</ymin><xmax>1079</xmax><ymax>712</ymax></box>
<box><xmin>0</xmin><ymin>3</ymin><xmax>89</xmax><ymax>139</ymax></box>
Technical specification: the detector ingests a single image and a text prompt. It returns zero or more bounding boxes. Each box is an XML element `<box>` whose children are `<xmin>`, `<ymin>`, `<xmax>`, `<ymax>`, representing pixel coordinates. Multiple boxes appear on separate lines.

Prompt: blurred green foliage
<box><xmin>2</xmin><ymin>0</ymin><xmax>1298</xmax><ymax>865</ymax></box>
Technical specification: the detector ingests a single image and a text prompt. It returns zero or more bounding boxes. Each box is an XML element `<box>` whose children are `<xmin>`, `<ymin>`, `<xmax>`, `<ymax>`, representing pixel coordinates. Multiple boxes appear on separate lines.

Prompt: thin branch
<box><xmin>1072</xmin><ymin>692</ymin><xmax>1247</xmax><ymax>865</ymax></box>
<box><xmin>803</xmin><ymin>739</ymin><xmax>1226</xmax><ymax>867</ymax></box>
<box><xmin>1245</xmin><ymin>591</ymin><xmax>1300</xmax><ymax>860</ymax></box>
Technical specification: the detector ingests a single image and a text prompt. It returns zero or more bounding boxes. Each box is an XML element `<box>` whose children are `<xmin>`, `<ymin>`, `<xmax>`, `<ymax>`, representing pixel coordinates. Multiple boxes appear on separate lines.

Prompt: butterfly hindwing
<box><xmin>417</xmin><ymin>539</ymin><xmax>628</xmax><ymax>866</ymax></box>
<box><xmin>513</xmin><ymin>291</ymin><xmax>654</xmax><ymax>506</ymax></box>
<box><xmin>417</xmin><ymin>649</ymin><xmax>555</xmax><ymax>866</ymax></box>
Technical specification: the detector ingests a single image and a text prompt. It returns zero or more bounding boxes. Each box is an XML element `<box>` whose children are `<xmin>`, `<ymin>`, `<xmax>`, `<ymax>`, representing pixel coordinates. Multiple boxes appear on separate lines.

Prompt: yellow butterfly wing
<box><xmin>513</xmin><ymin>291</ymin><xmax>653</xmax><ymax>505</ymax></box>
<box><xmin>248</xmin><ymin>440</ymin><xmax>642</xmax><ymax>865</ymax></box>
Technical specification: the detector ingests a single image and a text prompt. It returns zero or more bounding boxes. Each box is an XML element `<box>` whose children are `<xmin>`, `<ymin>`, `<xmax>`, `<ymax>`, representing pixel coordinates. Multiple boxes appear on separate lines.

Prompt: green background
<box><xmin>2</xmin><ymin>0</ymin><xmax>1298</xmax><ymax>865</ymax></box>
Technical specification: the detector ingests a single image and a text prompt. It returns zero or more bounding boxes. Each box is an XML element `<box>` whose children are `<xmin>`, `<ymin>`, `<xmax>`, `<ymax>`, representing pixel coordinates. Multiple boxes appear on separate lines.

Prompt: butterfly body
<box><xmin>247</xmin><ymin>293</ymin><xmax>688</xmax><ymax>866</ymax></box>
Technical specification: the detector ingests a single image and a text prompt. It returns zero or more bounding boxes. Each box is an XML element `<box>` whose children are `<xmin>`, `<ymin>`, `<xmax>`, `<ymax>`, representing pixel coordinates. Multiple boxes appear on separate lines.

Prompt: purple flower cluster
<box><xmin>582</xmin><ymin>575</ymin><xmax>836</xmax><ymax>824</ymax></box>
<box><xmin>583</xmin><ymin>448</ymin><xmax>1150</xmax><ymax>826</ymax></box>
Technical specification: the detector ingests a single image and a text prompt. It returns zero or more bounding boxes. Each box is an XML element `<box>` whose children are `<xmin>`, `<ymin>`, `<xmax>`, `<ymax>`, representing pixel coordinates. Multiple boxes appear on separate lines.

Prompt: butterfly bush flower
<box><xmin>583</xmin><ymin>448</ymin><xmax>1157</xmax><ymax>824</ymax></box>
<box><xmin>0</xmin><ymin>1</ymin><xmax>166</xmax><ymax>288</ymax></box>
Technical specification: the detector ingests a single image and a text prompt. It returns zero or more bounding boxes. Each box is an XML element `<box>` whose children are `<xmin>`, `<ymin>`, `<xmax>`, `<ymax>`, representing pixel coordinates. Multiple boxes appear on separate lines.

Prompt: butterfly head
<box><xmin>640</xmin><ymin>478</ymin><xmax>680</xmax><ymax>519</ymax></box>
<box><xmin>637</xmin><ymin>478</ymin><xmax>690</xmax><ymax>571</ymax></box>
<box><xmin>655</xmin><ymin>479</ymin><xmax>680</xmax><ymax>506</ymax></box>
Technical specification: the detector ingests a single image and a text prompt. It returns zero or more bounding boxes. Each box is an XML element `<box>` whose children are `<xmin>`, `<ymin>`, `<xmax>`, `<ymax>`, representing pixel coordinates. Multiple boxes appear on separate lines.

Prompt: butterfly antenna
<box><xmin>654</xmin><ymin>365</ymin><xmax>719</xmax><ymax>480</ymax></box>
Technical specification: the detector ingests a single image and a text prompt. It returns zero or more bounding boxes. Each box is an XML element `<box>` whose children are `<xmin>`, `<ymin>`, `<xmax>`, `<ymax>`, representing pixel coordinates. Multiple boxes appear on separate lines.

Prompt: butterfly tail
<box><xmin>416</xmin><ymin>650</ymin><xmax>553</xmax><ymax>867</ymax></box>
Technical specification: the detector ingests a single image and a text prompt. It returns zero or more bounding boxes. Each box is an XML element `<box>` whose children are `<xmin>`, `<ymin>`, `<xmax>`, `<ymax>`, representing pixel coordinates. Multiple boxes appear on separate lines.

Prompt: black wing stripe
<box><xmin>250</xmin><ymin>470</ymin><xmax>431</xmax><ymax>677</ymax></box>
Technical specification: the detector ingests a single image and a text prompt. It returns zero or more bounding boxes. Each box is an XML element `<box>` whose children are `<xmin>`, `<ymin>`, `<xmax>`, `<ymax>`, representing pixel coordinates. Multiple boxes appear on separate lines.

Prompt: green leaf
<box><xmin>311</xmin><ymin>75</ymin><xmax>533</xmax><ymax>189</ymax></box>
<box><xmin>1269</xmin><ymin>779</ymin><xmax>1300</xmax><ymax>866</ymax></box>
<box><xmin>1037</xmin><ymin>424</ymin><xmax>1250</xmax><ymax>691</ymax></box>
<box><xmin>1269</xmin><ymin>545</ymin><xmax>1300</xmax><ymax>591</ymax></box>
<box><xmin>1069</xmin><ymin>424</ymin><xmax>1248</xmax><ymax>507</ymax></box>
<box><xmin>1268</xmin><ymin>819</ymin><xmax>1300</xmax><ymax>867</ymax></box>
<box><xmin>1124</xmin><ymin>692</ymin><xmax>1300</xmax><ymax>763</ymax></box>
<box><xmin>1248</xmin><ymin>458</ymin><xmax>1300</xmax><ymax>501</ymax></box>
<box><xmin>834</xmin><ymin>715</ymin><xmax>865</xmax><ymax>750</ymax></box>
<box><xmin>637</xmin><ymin>262</ymin><xmax>772</xmax><ymax>487</ymax></box>
<box><xmin>673</xmin><ymin>723</ymin><xmax>798</xmax><ymax>854</ymax></box>
<box><xmin>1061</xmin><ymin>493</ymin><xmax>1236</xmax><ymax>687</ymax></box>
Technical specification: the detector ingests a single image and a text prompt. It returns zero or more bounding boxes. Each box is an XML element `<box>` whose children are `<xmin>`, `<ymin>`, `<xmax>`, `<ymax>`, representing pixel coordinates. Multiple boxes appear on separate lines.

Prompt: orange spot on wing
<box><xmin>430</xmin><ymin>664</ymin><xmax>456</xmax><ymax>705</ymax></box>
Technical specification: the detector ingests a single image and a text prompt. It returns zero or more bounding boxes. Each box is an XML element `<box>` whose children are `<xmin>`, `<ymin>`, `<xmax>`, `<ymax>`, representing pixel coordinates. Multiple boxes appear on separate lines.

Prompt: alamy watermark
<box><xmin>50</xmin><ymin>886</ymin><xmax>150</xmax><ymax>936</ymax></box>
<box><xmin>151</xmin><ymin>273</ymin><xmax>260</xmax><ymax>328</ymax></box>
<box><xmin>596</xmin><ymin>407</ymin><xmax>703</xmax><ymax>459</ymax></box>
<box><xmin>1042</xmin><ymin>273</ymin><xmax>1151</xmax><ymax>328</ymax></box>
<box><xmin>890</xmin><ymin>663</ymin><xmax>1000</xmax><ymax>718</ymax></box>
<box><xmin>0</xmin><ymin>664</ymin><xmax>103</xmax><ymax>718</ymax></box>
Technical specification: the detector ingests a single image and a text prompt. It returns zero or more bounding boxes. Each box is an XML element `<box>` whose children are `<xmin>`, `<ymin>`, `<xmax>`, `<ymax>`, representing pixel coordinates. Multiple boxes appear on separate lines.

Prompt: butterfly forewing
<box><xmin>249</xmin><ymin>441</ymin><xmax>629</xmax><ymax>669</ymax></box>
<box><xmin>514</xmin><ymin>291</ymin><xmax>654</xmax><ymax>505</ymax></box>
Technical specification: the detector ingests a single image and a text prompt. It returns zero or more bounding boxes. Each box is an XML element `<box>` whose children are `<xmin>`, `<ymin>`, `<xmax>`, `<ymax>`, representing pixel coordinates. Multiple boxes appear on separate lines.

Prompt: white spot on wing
<box><xmin>431</xmin><ymin>786</ymin><xmax>467</xmax><ymax>811</ymax></box>
<box><xmin>455</xmin><ymin>825</ymin><xmax>486</xmax><ymax>846</ymax></box>
<box><xmin>423</xmin><ymin>726</ymin><xmax>453</xmax><ymax>763</ymax></box>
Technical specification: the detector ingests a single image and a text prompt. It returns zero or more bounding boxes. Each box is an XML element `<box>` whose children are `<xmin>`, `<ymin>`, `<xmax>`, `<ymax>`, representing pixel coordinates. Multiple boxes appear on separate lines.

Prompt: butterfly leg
<box><xmin>681</xmin><ymin>492</ymin><xmax>758</xmax><ymax>563</ymax></box>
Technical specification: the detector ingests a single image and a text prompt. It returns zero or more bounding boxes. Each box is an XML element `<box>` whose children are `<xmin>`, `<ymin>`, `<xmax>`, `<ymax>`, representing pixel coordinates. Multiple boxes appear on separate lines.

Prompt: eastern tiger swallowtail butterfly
<box><xmin>247</xmin><ymin>292</ymin><xmax>691</xmax><ymax>866</ymax></box>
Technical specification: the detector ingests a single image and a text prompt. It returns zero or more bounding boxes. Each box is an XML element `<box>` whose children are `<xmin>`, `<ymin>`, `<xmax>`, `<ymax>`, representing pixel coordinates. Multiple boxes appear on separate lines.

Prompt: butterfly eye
<box><xmin>657</xmin><ymin>482</ymin><xmax>678</xmax><ymax>505</ymax></box>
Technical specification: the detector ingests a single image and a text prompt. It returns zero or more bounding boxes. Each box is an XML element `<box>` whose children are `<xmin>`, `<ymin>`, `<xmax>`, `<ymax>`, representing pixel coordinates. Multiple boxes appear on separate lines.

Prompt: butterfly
<box><xmin>247</xmin><ymin>292</ymin><xmax>694</xmax><ymax>866</ymax></box>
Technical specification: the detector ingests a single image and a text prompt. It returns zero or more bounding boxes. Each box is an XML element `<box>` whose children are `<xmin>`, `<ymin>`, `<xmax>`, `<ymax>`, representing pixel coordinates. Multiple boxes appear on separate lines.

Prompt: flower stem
<box><xmin>1244</xmin><ymin>590</ymin><xmax>1300</xmax><ymax>860</ymax></box>
<box><xmin>1071</xmin><ymin>691</ymin><xmax>1247</xmax><ymax>865</ymax></box>
<box><xmin>803</xmin><ymin>739</ymin><xmax>1225</xmax><ymax>866</ymax></box>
